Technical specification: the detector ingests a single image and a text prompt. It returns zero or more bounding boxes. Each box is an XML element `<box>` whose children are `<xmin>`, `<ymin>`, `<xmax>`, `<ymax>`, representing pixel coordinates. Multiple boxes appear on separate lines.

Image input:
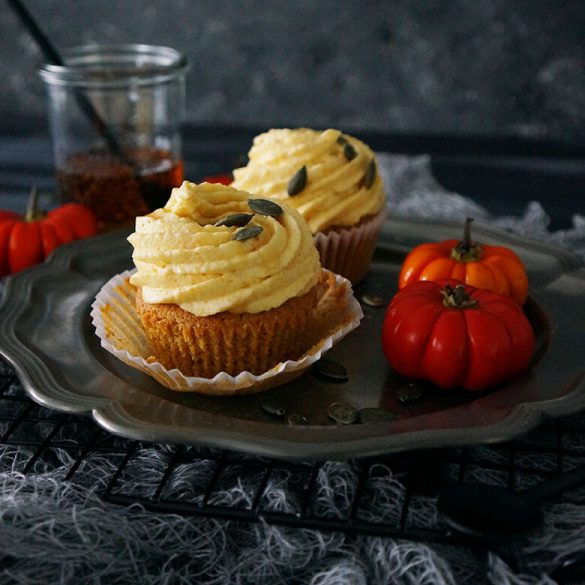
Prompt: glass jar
<box><xmin>40</xmin><ymin>44</ymin><xmax>188</xmax><ymax>231</ymax></box>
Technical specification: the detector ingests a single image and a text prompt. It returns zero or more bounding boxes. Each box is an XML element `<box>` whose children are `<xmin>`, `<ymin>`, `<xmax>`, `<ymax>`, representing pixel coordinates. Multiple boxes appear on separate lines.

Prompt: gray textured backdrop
<box><xmin>1</xmin><ymin>0</ymin><xmax>584</xmax><ymax>141</ymax></box>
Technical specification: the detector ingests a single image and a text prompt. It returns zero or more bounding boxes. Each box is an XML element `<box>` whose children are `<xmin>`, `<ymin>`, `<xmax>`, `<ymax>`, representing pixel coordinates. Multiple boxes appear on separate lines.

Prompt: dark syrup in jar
<box><xmin>56</xmin><ymin>147</ymin><xmax>184</xmax><ymax>231</ymax></box>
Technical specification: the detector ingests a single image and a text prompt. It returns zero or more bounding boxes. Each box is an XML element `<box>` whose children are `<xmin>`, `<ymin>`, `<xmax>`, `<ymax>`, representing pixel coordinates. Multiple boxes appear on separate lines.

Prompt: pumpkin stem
<box><xmin>462</xmin><ymin>217</ymin><xmax>473</xmax><ymax>250</ymax></box>
<box><xmin>442</xmin><ymin>284</ymin><xmax>479</xmax><ymax>309</ymax></box>
<box><xmin>451</xmin><ymin>217</ymin><xmax>483</xmax><ymax>262</ymax></box>
<box><xmin>24</xmin><ymin>185</ymin><xmax>46</xmax><ymax>222</ymax></box>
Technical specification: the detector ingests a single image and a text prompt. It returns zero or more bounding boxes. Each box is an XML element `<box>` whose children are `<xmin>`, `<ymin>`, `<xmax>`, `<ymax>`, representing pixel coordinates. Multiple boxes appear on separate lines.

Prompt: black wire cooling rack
<box><xmin>2</xmin><ymin>355</ymin><xmax>585</xmax><ymax>547</ymax></box>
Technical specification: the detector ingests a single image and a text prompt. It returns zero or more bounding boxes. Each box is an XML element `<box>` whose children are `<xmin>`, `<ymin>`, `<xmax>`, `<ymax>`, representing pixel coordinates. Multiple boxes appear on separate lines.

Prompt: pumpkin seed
<box><xmin>261</xmin><ymin>402</ymin><xmax>286</xmax><ymax>418</ymax></box>
<box><xmin>233</xmin><ymin>225</ymin><xmax>263</xmax><ymax>241</ymax></box>
<box><xmin>357</xmin><ymin>407</ymin><xmax>400</xmax><ymax>424</ymax></box>
<box><xmin>287</xmin><ymin>165</ymin><xmax>308</xmax><ymax>196</ymax></box>
<box><xmin>327</xmin><ymin>402</ymin><xmax>358</xmax><ymax>425</ymax></box>
<box><xmin>215</xmin><ymin>213</ymin><xmax>254</xmax><ymax>228</ymax></box>
<box><xmin>287</xmin><ymin>413</ymin><xmax>309</xmax><ymax>426</ymax></box>
<box><xmin>312</xmin><ymin>359</ymin><xmax>348</xmax><ymax>383</ymax></box>
<box><xmin>398</xmin><ymin>382</ymin><xmax>426</xmax><ymax>404</ymax></box>
<box><xmin>365</xmin><ymin>159</ymin><xmax>377</xmax><ymax>189</ymax></box>
<box><xmin>361</xmin><ymin>293</ymin><xmax>385</xmax><ymax>308</ymax></box>
<box><xmin>248</xmin><ymin>198</ymin><xmax>283</xmax><ymax>217</ymax></box>
<box><xmin>343</xmin><ymin>142</ymin><xmax>358</xmax><ymax>161</ymax></box>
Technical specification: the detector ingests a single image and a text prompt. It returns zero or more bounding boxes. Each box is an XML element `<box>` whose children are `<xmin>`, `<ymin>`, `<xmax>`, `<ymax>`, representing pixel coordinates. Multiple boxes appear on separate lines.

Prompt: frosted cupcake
<box><xmin>128</xmin><ymin>180</ymin><xmax>326</xmax><ymax>378</ymax></box>
<box><xmin>232</xmin><ymin>128</ymin><xmax>386</xmax><ymax>284</ymax></box>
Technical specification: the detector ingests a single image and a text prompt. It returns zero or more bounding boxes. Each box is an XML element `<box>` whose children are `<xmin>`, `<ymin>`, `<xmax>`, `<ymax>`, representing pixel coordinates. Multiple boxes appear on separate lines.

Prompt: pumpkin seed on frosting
<box><xmin>248</xmin><ymin>198</ymin><xmax>283</xmax><ymax>217</ymax></box>
<box><xmin>365</xmin><ymin>159</ymin><xmax>377</xmax><ymax>189</ymax></box>
<box><xmin>287</xmin><ymin>165</ymin><xmax>308</xmax><ymax>196</ymax></box>
<box><xmin>233</xmin><ymin>225</ymin><xmax>263</xmax><ymax>241</ymax></box>
<box><xmin>214</xmin><ymin>213</ymin><xmax>254</xmax><ymax>228</ymax></box>
<box><xmin>343</xmin><ymin>142</ymin><xmax>358</xmax><ymax>161</ymax></box>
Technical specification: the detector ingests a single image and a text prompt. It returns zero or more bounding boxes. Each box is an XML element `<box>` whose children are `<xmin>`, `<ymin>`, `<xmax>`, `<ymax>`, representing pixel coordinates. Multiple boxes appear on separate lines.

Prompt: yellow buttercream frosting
<box><xmin>232</xmin><ymin>128</ymin><xmax>385</xmax><ymax>233</ymax></box>
<box><xmin>128</xmin><ymin>181</ymin><xmax>320</xmax><ymax>316</ymax></box>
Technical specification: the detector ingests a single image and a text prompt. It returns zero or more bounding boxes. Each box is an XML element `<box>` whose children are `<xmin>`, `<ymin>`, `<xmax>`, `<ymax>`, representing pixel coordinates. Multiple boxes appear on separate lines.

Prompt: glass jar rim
<box><xmin>39</xmin><ymin>43</ymin><xmax>188</xmax><ymax>87</ymax></box>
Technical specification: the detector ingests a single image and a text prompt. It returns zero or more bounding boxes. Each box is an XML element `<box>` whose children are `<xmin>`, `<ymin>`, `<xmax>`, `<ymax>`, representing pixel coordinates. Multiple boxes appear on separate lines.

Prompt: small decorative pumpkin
<box><xmin>0</xmin><ymin>187</ymin><xmax>97</xmax><ymax>276</ymax></box>
<box><xmin>398</xmin><ymin>218</ymin><xmax>529</xmax><ymax>305</ymax></box>
<box><xmin>203</xmin><ymin>173</ymin><xmax>233</xmax><ymax>185</ymax></box>
<box><xmin>382</xmin><ymin>279</ymin><xmax>535</xmax><ymax>391</ymax></box>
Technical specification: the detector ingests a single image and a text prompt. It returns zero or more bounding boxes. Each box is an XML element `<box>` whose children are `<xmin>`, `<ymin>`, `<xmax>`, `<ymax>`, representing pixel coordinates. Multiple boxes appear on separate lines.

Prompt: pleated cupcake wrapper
<box><xmin>313</xmin><ymin>208</ymin><xmax>387</xmax><ymax>284</ymax></box>
<box><xmin>90</xmin><ymin>269</ymin><xmax>363</xmax><ymax>395</ymax></box>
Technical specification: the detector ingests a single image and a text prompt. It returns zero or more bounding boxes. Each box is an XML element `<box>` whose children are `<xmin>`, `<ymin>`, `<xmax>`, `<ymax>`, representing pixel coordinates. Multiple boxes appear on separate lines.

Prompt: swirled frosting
<box><xmin>128</xmin><ymin>181</ymin><xmax>320</xmax><ymax>316</ymax></box>
<box><xmin>232</xmin><ymin>128</ymin><xmax>385</xmax><ymax>233</ymax></box>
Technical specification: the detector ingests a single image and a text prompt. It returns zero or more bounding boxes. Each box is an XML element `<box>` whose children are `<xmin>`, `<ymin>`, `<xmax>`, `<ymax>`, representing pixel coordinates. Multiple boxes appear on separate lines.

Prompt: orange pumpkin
<box><xmin>0</xmin><ymin>188</ymin><xmax>97</xmax><ymax>276</ymax></box>
<box><xmin>398</xmin><ymin>218</ymin><xmax>529</xmax><ymax>305</ymax></box>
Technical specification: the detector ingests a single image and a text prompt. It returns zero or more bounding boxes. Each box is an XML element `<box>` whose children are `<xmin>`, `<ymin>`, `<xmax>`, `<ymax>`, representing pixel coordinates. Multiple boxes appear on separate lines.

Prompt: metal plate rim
<box><xmin>1</xmin><ymin>217</ymin><xmax>584</xmax><ymax>460</ymax></box>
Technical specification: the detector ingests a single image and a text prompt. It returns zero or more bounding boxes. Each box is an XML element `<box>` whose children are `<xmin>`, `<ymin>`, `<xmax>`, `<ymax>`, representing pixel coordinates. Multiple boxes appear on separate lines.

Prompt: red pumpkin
<box><xmin>399</xmin><ymin>218</ymin><xmax>529</xmax><ymax>305</ymax></box>
<box><xmin>382</xmin><ymin>279</ymin><xmax>534</xmax><ymax>391</ymax></box>
<box><xmin>203</xmin><ymin>173</ymin><xmax>233</xmax><ymax>185</ymax></box>
<box><xmin>0</xmin><ymin>189</ymin><xmax>97</xmax><ymax>276</ymax></box>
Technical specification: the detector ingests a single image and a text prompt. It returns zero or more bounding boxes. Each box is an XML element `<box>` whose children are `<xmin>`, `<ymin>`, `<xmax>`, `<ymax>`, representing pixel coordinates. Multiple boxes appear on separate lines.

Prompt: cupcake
<box><xmin>127</xmin><ymin>180</ymin><xmax>326</xmax><ymax>378</ymax></box>
<box><xmin>232</xmin><ymin>128</ymin><xmax>386</xmax><ymax>284</ymax></box>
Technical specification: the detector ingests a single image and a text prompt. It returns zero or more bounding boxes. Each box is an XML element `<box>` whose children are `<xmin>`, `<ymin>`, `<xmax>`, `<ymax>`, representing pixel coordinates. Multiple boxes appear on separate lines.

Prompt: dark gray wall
<box><xmin>2</xmin><ymin>0</ymin><xmax>584</xmax><ymax>141</ymax></box>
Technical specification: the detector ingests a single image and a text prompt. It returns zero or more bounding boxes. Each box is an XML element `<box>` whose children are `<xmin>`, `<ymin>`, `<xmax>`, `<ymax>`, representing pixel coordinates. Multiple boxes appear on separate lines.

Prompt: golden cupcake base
<box><xmin>91</xmin><ymin>269</ymin><xmax>362</xmax><ymax>395</ymax></box>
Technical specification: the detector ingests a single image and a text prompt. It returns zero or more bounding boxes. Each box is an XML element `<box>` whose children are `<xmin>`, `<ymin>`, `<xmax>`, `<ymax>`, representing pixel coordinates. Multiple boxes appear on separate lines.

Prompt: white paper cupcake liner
<box><xmin>90</xmin><ymin>269</ymin><xmax>363</xmax><ymax>395</ymax></box>
<box><xmin>313</xmin><ymin>208</ymin><xmax>387</xmax><ymax>284</ymax></box>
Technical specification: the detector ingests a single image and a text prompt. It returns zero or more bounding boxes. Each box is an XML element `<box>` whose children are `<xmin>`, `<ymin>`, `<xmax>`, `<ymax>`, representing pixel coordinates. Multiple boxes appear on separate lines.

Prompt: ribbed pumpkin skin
<box><xmin>398</xmin><ymin>239</ymin><xmax>529</xmax><ymax>305</ymax></box>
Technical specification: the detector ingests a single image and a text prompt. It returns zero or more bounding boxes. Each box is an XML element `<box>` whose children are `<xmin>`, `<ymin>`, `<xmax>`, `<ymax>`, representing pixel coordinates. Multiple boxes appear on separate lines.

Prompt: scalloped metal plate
<box><xmin>1</xmin><ymin>217</ymin><xmax>584</xmax><ymax>460</ymax></box>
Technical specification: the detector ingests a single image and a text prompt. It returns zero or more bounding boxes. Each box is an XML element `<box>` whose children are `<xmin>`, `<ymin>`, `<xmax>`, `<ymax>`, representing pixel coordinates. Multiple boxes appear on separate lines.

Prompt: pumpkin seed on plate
<box><xmin>261</xmin><ymin>402</ymin><xmax>286</xmax><ymax>418</ymax></box>
<box><xmin>233</xmin><ymin>225</ymin><xmax>263</xmax><ymax>241</ymax></box>
<box><xmin>215</xmin><ymin>213</ymin><xmax>254</xmax><ymax>228</ymax></box>
<box><xmin>312</xmin><ymin>359</ymin><xmax>348</xmax><ymax>382</ymax></box>
<box><xmin>248</xmin><ymin>198</ymin><xmax>283</xmax><ymax>217</ymax></box>
<box><xmin>327</xmin><ymin>402</ymin><xmax>358</xmax><ymax>425</ymax></box>
<box><xmin>357</xmin><ymin>407</ymin><xmax>400</xmax><ymax>424</ymax></box>
<box><xmin>361</xmin><ymin>293</ymin><xmax>385</xmax><ymax>308</ymax></box>
<box><xmin>398</xmin><ymin>382</ymin><xmax>426</xmax><ymax>404</ymax></box>
<box><xmin>287</xmin><ymin>413</ymin><xmax>309</xmax><ymax>426</ymax></box>
<box><xmin>287</xmin><ymin>165</ymin><xmax>308</xmax><ymax>196</ymax></box>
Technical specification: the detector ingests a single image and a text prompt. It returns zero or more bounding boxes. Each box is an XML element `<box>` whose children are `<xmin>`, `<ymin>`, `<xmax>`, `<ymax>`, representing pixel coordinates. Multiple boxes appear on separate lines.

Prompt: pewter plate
<box><xmin>1</xmin><ymin>217</ymin><xmax>584</xmax><ymax>460</ymax></box>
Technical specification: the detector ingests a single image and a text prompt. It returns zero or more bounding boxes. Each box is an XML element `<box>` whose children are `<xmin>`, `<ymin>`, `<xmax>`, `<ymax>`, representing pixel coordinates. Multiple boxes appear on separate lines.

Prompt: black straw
<box><xmin>7</xmin><ymin>0</ymin><xmax>129</xmax><ymax>161</ymax></box>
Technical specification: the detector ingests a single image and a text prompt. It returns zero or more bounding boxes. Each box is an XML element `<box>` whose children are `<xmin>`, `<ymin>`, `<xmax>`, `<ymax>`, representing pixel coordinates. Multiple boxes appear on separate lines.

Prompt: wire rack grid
<box><xmin>3</xmin><ymin>356</ymin><xmax>585</xmax><ymax>551</ymax></box>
